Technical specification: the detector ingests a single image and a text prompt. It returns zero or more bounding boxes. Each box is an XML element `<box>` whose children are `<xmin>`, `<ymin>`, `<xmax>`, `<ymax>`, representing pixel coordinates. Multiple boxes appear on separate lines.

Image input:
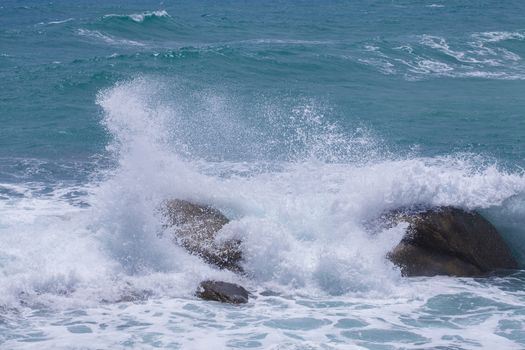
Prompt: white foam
<box><xmin>77</xmin><ymin>28</ymin><xmax>145</xmax><ymax>47</ymax></box>
<box><xmin>419</xmin><ymin>35</ymin><xmax>501</xmax><ymax>65</ymax></box>
<box><xmin>361</xmin><ymin>32</ymin><xmax>525</xmax><ymax>80</ymax></box>
<box><xmin>1</xmin><ymin>77</ymin><xmax>525</xmax><ymax>348</ymax></box>
<box><xmin>0</xmin><ymin>77</ymin><xmax>524</xmax><ymax>313</ymax></box>
<box><xmin>473</xmin><ymin>31</ymin><xmax>525</xmax><ymax>43</ymax></box>
<box><xmin>4</xmin><ymin>276</ymin><xmax>525</xmax><ymax>349</ymax></box>
<box><xmin>90</xmin><ymin>77</ymin><xmax>525</xmax><ymax>296</ymax></box>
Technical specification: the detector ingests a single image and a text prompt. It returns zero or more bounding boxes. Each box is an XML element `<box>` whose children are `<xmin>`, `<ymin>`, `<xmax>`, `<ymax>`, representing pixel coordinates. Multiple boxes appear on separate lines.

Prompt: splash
<box><xmin>91</xmin><ymin>77</ymin><xmax>525</xmax><ymax>295</ymax></box>
<box><xmin>0</xmin><ymin>77</ymin><xmax>524</xmax><ymax>310</ymax></box>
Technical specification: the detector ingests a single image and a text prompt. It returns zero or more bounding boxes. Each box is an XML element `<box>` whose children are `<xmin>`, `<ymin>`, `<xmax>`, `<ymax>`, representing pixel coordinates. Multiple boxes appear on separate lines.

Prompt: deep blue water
<box><xmin>1</xmin><ymin>1</ymin><xmax>525</xmax><ymax>349</ymax></box>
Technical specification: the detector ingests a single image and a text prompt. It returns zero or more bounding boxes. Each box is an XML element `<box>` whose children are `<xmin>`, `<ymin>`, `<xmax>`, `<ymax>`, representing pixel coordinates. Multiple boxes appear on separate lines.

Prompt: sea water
<box><xmin>1</xmin><ymin>1</ymin><xmax>525</xmax><ymax>349</ymax></box>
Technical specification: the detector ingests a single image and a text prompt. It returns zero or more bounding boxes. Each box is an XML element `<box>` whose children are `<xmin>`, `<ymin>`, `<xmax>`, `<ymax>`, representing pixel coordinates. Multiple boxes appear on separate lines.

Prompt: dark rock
<box><xmin>163</xmin><ymin>199</ymin><xmax>243</xmax><ymax>273</ymax></box>
<box><xmin>386</xmin><ymin>206</ymin><xmax>518</xmax><ymax>277</ymax></box>
<box><xmin>196</xmin><ymin>280</ymin><xmax>249</xmax><ymax>304</ymax></box>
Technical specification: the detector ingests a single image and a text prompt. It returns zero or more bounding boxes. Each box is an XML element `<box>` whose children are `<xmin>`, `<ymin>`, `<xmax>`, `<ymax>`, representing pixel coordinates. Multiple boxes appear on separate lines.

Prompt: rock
<box><xmin>163</xmin><ymin>199</ymin><xmax>243</xmax><ymax>273</ymax></box>
<box><xmin>196</xmin><ymin>280</ymin><xmax>249</xmax><ymax>304</ymax></box>
<box><xmin>386</xmin><ymin>206</ymin><xmax>518</xmax><ymax>277</ymax></box>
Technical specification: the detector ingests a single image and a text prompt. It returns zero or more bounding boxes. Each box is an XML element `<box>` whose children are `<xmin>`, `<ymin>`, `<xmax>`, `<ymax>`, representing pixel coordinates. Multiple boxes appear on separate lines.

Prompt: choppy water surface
<box><xmin>1</xmin><ymin>1</ymin><xmax>525</xmax><ymax>349</ymax></box>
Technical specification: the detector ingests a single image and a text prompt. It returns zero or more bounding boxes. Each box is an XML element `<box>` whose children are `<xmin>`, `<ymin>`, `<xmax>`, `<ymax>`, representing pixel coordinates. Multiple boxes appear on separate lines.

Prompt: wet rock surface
<box><xmin>196</xmin><ymin>280</ymin><xmax>249</xmax><ymax>304</ymax></box>
<box><xmin>164</xmin><ymin>199</ymin><xmax>243</xmax><ymax>273</ymax></box>
<box><xmin>386</xmin><ymin>206</ymin><xmax>518</xmax><ymax>277</ymax></box>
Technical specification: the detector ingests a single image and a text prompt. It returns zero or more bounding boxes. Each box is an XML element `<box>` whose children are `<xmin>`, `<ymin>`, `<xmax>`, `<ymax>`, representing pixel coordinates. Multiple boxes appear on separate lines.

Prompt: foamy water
<box><xmin>1</xmin><ymin>78</ymin><xmax>524</xmax><ymax>348</ymax></box>
<box><xmin>3</xmin><ymin>1</ymin><xmax>525</xmax><ymax>348</ymax></box>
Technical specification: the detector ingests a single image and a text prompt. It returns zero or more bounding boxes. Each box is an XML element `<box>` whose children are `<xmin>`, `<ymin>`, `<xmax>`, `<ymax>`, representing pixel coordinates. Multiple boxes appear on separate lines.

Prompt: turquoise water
<box><xmin>1</xmin><ymin>1</ymin><xmax>525</xmax><ymax>349</ymax></box>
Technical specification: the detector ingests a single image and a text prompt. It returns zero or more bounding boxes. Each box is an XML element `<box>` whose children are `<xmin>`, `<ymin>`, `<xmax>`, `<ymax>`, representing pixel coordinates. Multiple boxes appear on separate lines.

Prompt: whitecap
<box><xmin>103</xmin><ymin>10</ymin><xmax>170</xmax><ymax>23</ymax></box>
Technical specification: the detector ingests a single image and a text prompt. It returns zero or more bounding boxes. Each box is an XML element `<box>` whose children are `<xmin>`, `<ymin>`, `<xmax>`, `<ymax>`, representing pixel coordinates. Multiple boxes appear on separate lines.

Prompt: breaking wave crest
<box><xmin>102</xmin><ymin>10</ymin><xmax>171</xmax><ymax>23</ymax></box>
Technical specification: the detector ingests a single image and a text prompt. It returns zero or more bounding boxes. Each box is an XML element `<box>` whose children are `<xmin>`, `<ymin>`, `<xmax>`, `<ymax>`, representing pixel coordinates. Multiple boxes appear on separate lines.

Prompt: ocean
<box><xmin>1</xmin><ymin>0</ymin><xmax>525</xmax><ymax>348</ymax></box>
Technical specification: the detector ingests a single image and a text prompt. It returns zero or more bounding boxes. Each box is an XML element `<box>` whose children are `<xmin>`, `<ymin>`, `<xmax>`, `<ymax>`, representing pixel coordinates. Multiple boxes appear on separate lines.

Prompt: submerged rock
<box><xmin>196</xmin><ymin>280</ymin><xmax>249</xmax><ymax>304</ymax></box>
<box><xmin>386</xmin><ymin>206</ymin><xmax>518</xmax><ymax>277</ymax></box>
<box><xmin>163</xmin><ymin>199</ymin><xmax>243</xmax><ymax>273</ymax></box>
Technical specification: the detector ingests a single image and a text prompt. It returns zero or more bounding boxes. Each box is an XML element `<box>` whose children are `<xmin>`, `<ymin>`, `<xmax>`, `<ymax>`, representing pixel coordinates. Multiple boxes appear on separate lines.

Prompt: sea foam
<box><xmin>1</xmin><ymin>77</ymin><xmax>523</xmax><ymax>311</ymax></box>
